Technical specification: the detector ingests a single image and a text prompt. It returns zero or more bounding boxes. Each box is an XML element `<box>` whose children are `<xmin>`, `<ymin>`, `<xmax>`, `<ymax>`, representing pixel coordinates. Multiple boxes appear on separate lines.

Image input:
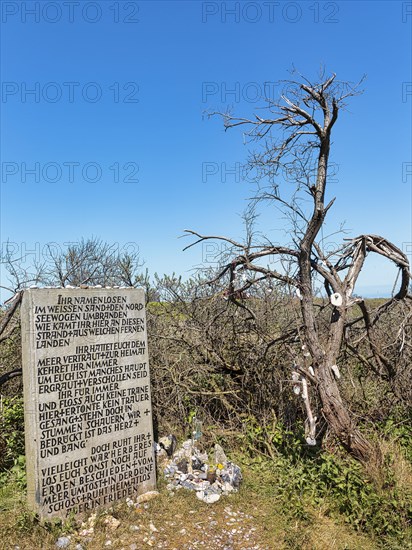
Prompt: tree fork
<box><xmin>187</xmin><ymin>70</ymin><xmax>410</xmax><ymax>464</ymax></box>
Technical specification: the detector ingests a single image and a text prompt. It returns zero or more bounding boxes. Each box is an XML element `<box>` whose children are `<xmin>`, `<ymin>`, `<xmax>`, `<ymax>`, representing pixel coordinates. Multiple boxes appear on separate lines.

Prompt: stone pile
<box><xmin>156</xmin><ymin>438</ymin><xmax>242</xmax><ymax>504</ymax></box>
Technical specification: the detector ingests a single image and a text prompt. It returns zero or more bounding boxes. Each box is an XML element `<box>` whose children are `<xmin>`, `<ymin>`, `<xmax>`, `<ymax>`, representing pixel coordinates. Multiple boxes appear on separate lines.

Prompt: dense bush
<box><xmin>0</xmin><ymin>396</ymin><xmax>25</xmax><ymax>471</ymax></box>
<box><xmin>0</xmin><ymin>276</ymin><xmax>411</xmax><ymax>544</ymax></box>
<box><xmin>146</xmin><ymin>277</ymin><xmax>412</xmax><ymax>441</ymax></box>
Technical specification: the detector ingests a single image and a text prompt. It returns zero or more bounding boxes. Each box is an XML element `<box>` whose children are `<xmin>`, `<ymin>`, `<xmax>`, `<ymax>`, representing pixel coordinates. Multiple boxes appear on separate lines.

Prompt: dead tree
<box><xmin>185</xmin><ymin>71</ymin><xmax>411</xmax><ymax>463</ymax></box>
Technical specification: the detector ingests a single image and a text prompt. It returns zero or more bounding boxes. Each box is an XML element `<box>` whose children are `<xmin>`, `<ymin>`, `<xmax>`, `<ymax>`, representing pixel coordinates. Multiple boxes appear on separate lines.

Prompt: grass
<box><xmin>0</xmin><ymin>452</ymin><xmax>391</xmax><ymax>550</ymax></box>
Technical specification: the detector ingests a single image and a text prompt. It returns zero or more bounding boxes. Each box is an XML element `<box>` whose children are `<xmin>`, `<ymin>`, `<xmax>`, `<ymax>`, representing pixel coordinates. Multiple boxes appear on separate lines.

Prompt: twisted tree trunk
<box><xmin>317</xmin><ymin>362</ymin><xmax>375</xmax><ymax>462</ymax></box>
<box><xmin>187</xmin><ymin>72</ymin><xmax>410</xmax><ymax>464</ymax></box>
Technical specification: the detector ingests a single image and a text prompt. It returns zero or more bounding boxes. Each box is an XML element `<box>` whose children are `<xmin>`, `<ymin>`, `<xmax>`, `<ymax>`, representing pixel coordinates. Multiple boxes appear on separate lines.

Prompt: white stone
<box><xmin>196</xmin><ymin>491</ymin><xmax>221</xmax><ymax>504</ymax></box>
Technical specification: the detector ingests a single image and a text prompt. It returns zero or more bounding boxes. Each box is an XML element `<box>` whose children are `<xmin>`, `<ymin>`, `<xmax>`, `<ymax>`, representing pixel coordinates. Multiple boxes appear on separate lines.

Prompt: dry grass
<box><xmin>0</xmin><ymin>460</ymin><xmax>382</xmax><ymax>550</ymax></box>
<box><xmin>366</xmin><ymin>438</ymin><xmax>412</xmax><ymax>495</ymax></box>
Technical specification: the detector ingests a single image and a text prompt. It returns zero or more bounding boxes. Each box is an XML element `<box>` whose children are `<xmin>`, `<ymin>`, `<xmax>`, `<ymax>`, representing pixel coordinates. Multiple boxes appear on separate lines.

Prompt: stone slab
<box><xmin>21</xmin><ymin>288</ymin><xmax>156</xmax><ymax>519</ymax></box>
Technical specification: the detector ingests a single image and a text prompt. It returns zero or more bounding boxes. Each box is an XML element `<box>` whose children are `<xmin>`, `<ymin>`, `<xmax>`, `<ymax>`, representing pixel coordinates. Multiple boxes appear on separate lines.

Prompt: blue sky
<box><xmin>1</xmin><ymin>0</ymin><xmax>411</xmax><ymax>300</ymax></box>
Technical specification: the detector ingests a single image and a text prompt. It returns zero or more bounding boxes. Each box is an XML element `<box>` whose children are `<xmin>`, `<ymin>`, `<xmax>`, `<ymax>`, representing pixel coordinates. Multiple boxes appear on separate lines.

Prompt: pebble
<box><xmin>135</xmin><ymin>491</ymin><xmax>159</xmax><ymax>504</ymax></box>
<box><xmin>104</xmin><ymin>515</ymin><xmax>121</xmax><ymax>530</ymax></box>
<box><xmin>55</xmin><ymin>537</ymin><xmax>70</xmax><ymax>549</ymax></box>
<box><xmin>79</xmin><ymin>528</ymin><xmax>94</xmax><ymax>537</ymax></box>
<box><xmin>196</xmin><ymin>490</ymin><xmax>220</xmax><ymax>504</ymax></box>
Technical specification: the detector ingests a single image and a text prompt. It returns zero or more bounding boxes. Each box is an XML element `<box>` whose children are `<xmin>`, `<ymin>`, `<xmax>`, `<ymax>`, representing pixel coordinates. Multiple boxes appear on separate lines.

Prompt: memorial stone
<box><xmin>21</xmin><ymin>287</ymin><xmax>156</xmax><ymax>519</ymax></box>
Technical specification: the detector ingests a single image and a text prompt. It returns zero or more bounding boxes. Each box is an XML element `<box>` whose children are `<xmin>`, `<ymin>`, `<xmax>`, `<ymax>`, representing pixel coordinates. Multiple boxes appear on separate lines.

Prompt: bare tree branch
<box><xmin>0</xmin><ymin>291</ymin><xmax>23</xmax><ymax>338</ymax></box>
<box><xmin>189</xmin><ymin>69</ymin><xmax>408</xmax><ymax>463</ymax></box>
<box><xmin>0</xmin><ymin>368</ymin><xmax>22</xmax><ymax>387</ymax></box>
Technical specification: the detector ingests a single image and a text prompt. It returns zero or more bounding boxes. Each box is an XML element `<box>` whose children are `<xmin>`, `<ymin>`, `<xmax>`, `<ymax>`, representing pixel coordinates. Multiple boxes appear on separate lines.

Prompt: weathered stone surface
<box><xmin>214</xmin><ymin>443</ymin><xmax>227</xmax><ymax>465</ymax></box>
<box><xmin>21</xmin><ymin>288</ymin><xmax>156</xmax><ymax>519</ymax></box>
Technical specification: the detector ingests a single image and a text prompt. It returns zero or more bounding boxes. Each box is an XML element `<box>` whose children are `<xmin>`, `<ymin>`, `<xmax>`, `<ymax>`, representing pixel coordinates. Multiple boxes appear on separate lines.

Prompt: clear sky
<box><xmin>1</xmin><ymin>0</ymin><xmax>411</xmax><ymax>300</ymax></box>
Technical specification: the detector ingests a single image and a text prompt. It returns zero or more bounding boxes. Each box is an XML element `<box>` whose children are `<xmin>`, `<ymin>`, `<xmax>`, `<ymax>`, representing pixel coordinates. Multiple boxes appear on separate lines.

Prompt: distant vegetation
<box><xmin>1</xmin><ymin>272</ymin><xmax>411</xmax><ymax>547</ymax></box>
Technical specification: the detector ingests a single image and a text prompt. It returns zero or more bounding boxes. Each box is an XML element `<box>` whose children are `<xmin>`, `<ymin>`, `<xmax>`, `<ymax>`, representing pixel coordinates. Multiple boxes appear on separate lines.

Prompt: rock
<box><xmin>164</xmin><ymin>464</ymin><xmax>177</xmax><ymax>477</ymax></box>
<box><xmin>197</xmin><ymin>451</ymin><xmax>209</xmax><ymax>463</ymax></box>
<box><xmin>181</xmin><ymin>439</ymin><xmax>194</xmax><ymax>458</ymax></box>
<box><xmin>192</xmin><ymin>456</ymin><xmax>203</xmax><ymax>470</ymax></box>
<box><xmin>221</xmin><ymin>481</ymin><xmax>235</xmax><ymax>494</ymax></box>
<box><xmin>135</xmin><ymin>490</ymin><xmax>159</xmax><ymax>504</ymax></box>
<box><xmin>82</xmin><ymin>512</ymin><xmax>97</xmax><ymax>528</ymax></box>
<box><xmin>196</xmin><ymin>491</ymin><xmax>221</xmax><ymax>504</ymax></box>
<box><xmin>214</xmin><ymin>444</ymin><xmax>228</xmax><ymax>465</ymax></box>
<box><xmin>159</xmin><ymin>434</ymin><xmax>177</xmax><ymax>456</ymax></box>
<box><xmin>149</xmin><ymin>522</ymin><xmax>158</xmax><ymax>533</ymax></box>
<box><xmin>221</xmin><ymin>462</ymin><xmax>242</xmax><ymax>489</ymax></box>
<box><xmin>181</xmin><ymin>479</ymin><xmax>197</xmax><ymax>490</ymax></box>
<box><xmin>193</xmin><ymin>480</ymin><xmax>211</xmax><ymax>491</ymax></box>
<box><xmin>79</xmin><ymin>528</ymin><xmax>94</xmax><ymax>537</ymax></box>
<box><xmin>56</xmin><ymin>537</ymin><xmax>71</xmax><ymax>549</ymax></box>
<box><xmin>176</xmin><ymin>459</ymin><xmax>188</xmax><ymax>473</ymax></box>
<box><xmin>104</xmin><ymin>515</ymin><xmax>120</xmax><ymax>530</ymax></box>
<box><xmin>182</xmin><ymin>439</ymin><xmax>193</xmax><ymax>451</ymax></box>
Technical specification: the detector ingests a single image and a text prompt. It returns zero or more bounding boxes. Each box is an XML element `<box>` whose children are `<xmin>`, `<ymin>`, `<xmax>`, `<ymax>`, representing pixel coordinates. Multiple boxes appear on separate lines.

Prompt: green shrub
<box><xmin>242</xmin><ymin>419</ymin><xmax>411</xmax><ymax>544</ymax></box>
<box><xmin>381</xmin><ymin>416</ymin><xmax>412</xmax><ymax>463</ymax></box>
<box><xmin>0</xmin><ymin>396</ymin><xmax>25</xmax><ymax>470</ymax></box>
